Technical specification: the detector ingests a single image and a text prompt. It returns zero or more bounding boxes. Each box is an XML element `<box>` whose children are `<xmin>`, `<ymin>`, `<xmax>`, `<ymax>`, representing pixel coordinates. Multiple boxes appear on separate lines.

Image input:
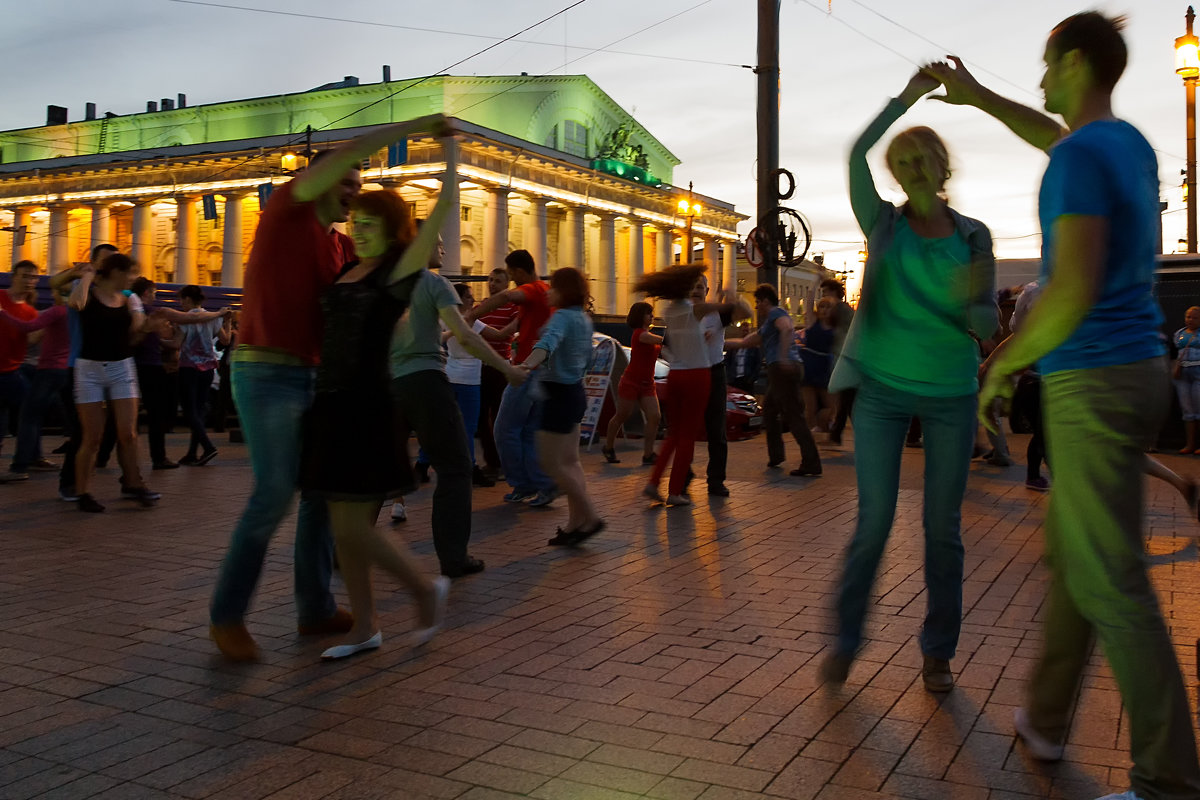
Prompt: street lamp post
<box><xmin>1177</xmin><ymin>6</ymin><xmax>1200</xmax><ymax>252</ymax></box>
<box><xmin>677</xmin><ymin>181</ymin><xmax>702</xmax><ymax>265</ymax></box>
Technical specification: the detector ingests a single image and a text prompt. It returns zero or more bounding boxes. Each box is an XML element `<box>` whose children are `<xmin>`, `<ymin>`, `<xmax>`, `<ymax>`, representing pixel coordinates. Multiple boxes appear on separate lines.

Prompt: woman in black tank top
<box><xmin>69</xmin><ymin>253</ymin><xmax>157</xmax><ymax>512</ymax></box>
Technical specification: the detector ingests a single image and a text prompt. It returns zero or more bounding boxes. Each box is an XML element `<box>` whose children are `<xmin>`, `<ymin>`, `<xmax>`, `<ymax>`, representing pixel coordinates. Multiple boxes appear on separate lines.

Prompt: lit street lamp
<box><xmin>677</xmin><ymin>181</ymin><xmax>702</xmax><ymax>265</ymax></box>
<box><xmin>1177</xmin><ymin>5</ymin><xmax>1200</xmax><ymax>252</ymax></box>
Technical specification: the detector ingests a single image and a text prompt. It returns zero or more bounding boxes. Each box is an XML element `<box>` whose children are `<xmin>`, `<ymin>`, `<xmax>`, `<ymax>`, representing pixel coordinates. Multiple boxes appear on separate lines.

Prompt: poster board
<box><xmin>580</xmin><ymin>337</ymin><xmax>618</xmax><ymax>449</ymax></box>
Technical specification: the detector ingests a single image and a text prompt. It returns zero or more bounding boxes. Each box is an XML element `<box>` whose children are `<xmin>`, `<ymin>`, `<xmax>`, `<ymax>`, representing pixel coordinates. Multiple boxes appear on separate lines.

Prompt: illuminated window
<box><xmin>461</xmin><ymin>206</ymin><xmax>471</xmax><ymax>222</ymax></box>
<box><xmin>563</xmin><ymin>121</ymin><xmax>588</xmax><ymax>158</ymax></box>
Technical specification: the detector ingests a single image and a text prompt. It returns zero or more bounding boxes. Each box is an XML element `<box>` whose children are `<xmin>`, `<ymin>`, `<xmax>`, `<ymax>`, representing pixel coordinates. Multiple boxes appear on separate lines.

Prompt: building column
<box><xmin>221</xmin><ymin>192</ymin><xmax>247</xmax><ymax>287</ymax></box>
<box><xmin>89</xmin><ymin>203</ymin><xmax>112</xmax><ymax>255</ymax></box>
<box><xmin>561</xmin><ymin>206</ymin><xmax>585</xmax><ymax>272</ymax></box>
<box><xmin>47</xmin><ymin>206</ymin><xmax>70</xmax><ymax>273</ymax></box>
<box><xmin>440</xmin><ymin>139</ymin><xmax>462</xmax><ymax>275</ymax></box>
<box><xmin>525</xmin><ymin>196</ymin><xmax>548</xmax><ymax>274</ymax></box>
<box><xmin>625</xmin><ymin>219</ymin><xmax>644</xmax><ymax>311</ymax></box>
<box><xmin>174</xmin><ymin>196</ymin><xmax>198</xmax><ymax>285</ymax></box>
<box><xmin>483</xmin><ymin>188</ymin><xmax>509</xmax><ymax>274</ymax></box>
<box><xmin>722</xmin><ymin>240</ymin><xmax>736</xmax><ymax>294</ymax></box>
<box><xmin>655</xmin><ymin>225</ymin><xmax>675</xmax><ymax>271</ymax></box>
<box><xmin>703</xmin><ymin>238</ymin><xmax>719</xmax><ymax>277</ymax></box>
<box><xmin>596</xmin><ymin>212</ymin><xmax>616</xmax><ymax>314</ymax></box>
<box><xmin>11</xmin><ymin>208</ymin><xmax>31</xmax><ymax>266</ymax></box>
<box><xmin>131</xmin><ymin>202</ymin><xmax>154</xmax><ymax>275</ymax></box>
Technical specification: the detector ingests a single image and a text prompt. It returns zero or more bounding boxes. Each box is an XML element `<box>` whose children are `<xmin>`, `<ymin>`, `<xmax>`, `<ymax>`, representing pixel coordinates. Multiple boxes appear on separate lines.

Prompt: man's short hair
<box><xmin>179</xmin><ymin>284</ymin><xmax>205</xmax><ymax>304</ymax></box>
<box><xmin>1048</xmin><ymin>11</ymin><xmax>1127</xmax><ymax>92</ymax></box>
<box><xmin>819</xmin><ymin>278</ymin><xmax>846</xmax><ymax>299</ymax></box>
<box><xmin>753</xmin><ymin>283</ymin><xmax>779</xmax><ymax>306</ymax></box>
<box><xmin>90</xmin><ymin>243</ymin><xmax>118</xmax><ymax>263</ymax></box>
<box><xmin>131</xmin><ymin>277</ymin><xmax>155</xmax><ymax>297</ymax></box>
<box><xmin>490</xmin><ymin>267</ymin><xmax>509</xmax><ymax>278</ymax></box>
<box><xmin>504</xmin><ymin>249</ymin><xmax>535</xmax><ymax>276</ymax></box>
<box><xmin>11</xmin><ymin>259</ymin><xmax>37</xmax><ymax>275</ymax></box>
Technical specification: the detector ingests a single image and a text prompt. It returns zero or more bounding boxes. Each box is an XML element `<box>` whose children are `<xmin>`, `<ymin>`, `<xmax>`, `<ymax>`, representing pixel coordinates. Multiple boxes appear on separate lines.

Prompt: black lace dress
<box><xmin>299</xmin><ymin>262</ymin><xmax>421</xmax><ymax>500</ymax></box>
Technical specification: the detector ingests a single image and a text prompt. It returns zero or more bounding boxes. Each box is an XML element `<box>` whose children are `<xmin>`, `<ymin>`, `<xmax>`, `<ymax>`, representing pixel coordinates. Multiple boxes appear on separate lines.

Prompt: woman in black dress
<box><xmin>300</xmin><ymin>136</ymin><xmax>456</xmax><ymax>660</ymax></box>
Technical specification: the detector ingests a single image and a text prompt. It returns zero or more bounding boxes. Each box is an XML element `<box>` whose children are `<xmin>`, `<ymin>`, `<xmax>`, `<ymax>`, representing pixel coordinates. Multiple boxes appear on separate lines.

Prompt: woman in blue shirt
<box><xmin>1174</xmin><ymin>306</ymin><xmax>1200</xmax><ymax>454</ymax></box>
<box><xmin>825</xmin><ymin>69</ymin><xmax>997</xmax><ymax>693</ymax></box>
<box><xmin>519</xmin><ymin>268</ymin><xmax>603</xmax><ymax>546</ymax></box>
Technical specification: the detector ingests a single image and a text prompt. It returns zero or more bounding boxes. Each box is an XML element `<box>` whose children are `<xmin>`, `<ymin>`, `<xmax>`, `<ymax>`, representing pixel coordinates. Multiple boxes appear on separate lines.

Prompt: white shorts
<box><xmin>74</xmin><ymin>357</ymin><xmax>140</xmax><ymax>404</ymax></box>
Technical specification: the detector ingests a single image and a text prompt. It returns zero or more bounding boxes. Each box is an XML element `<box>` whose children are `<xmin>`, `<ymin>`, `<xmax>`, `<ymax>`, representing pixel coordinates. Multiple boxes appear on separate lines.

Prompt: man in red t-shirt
<box><xmin>470</xmin><ymin>249</ymin><xmax>555</xmax><ymax>504</ymax></box>
<box><xmin>210</xmin><ymin>114</ymin><xmax>448</xmax><ymax>662</ymax></box>
<box><xmin>475</xmin><ymin>267</ymin><xmax>519</xmax><ymax>478</ymax></box>
<box><xmin>0</xmin><ymin>260</ymin><xmax>39</xmax><ymax>483</ymax></box>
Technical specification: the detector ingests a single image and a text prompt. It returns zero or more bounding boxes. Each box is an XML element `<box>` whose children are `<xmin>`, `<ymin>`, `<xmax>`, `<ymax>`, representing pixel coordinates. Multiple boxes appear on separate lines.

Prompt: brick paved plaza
<box><xmin>1</xmin><ymin>430</ymin><xmax>1198</xmax><ymax>800</ymax></box>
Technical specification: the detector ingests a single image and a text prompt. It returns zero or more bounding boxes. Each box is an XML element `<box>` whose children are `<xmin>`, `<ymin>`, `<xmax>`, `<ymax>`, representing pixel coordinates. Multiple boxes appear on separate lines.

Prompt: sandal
<box><xmin>601</xmin><ymin>447</ymin><xmax>620</xmax><ymax>464</ymax></box>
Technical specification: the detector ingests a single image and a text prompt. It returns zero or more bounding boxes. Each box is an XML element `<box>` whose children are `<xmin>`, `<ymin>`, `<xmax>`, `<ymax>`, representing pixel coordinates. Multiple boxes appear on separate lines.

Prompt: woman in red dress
<box><xmin>602</xmin><ymin>301</ymin><xmax>662</xmax><ymax>465</ymax></box>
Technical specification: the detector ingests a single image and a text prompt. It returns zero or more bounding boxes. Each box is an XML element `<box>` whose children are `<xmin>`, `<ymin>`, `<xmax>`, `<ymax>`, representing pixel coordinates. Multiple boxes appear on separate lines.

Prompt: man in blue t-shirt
<box><xmin>928</xmin><ymin>13</ymin><xmax>1200</xmax><ymax>799</ymax></box>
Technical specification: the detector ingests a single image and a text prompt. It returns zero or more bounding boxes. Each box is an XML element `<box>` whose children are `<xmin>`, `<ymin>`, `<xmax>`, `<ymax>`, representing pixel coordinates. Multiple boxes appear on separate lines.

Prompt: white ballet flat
<box><xmin>412</xmin><ymin>576</ymin><xmax>451</xmax><ymax>646</ymax></box>
<box><xmin>320</xmin><ymin>631</ymin><xmax>382</xmax><ymax>660</ymax></box>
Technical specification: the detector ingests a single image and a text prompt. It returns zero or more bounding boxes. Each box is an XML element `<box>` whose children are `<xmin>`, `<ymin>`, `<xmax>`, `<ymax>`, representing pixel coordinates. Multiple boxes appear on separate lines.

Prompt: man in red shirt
<box><xmin>475</xmin><ymin>267</ymin><xmax>519</xmax><ymax>480</ymax></box>
<box><xmin>0</xmin><ymin>260</ymin><xmax>40</xmax><ymax>483</ymax></box>
<box><xmin>470</xmin><ymin>249</ymin><xmax>555</xmax><ymax>505</ymax></box>
<box><xmin>210</xmin><ymin>114</ymin><xmax>446</xmax><ymax>662</ymax></box>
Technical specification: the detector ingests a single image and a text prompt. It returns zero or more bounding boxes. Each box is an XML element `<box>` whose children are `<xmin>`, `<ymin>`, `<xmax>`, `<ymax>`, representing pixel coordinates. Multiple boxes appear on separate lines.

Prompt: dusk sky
<box><xmin>3</xmin><ymin>0</ymin><xmax>1187</xmax><ymax>276</ymax></box>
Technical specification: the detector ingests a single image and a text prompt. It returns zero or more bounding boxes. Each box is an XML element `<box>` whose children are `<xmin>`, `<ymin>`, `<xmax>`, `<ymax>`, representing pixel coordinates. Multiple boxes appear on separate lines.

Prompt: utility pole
<box><xmin>756</xmin><ymin>0</ymin><xmax>781</xmax><ymax>289</ymax></box>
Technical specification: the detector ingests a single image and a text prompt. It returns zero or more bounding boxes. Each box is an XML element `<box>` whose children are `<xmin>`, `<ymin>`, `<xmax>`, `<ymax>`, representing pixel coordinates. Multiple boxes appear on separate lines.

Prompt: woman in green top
<box><xmin>824</xmin><ymin>68</ymin><xmax>998</xmax><ymax>693</ymax></box>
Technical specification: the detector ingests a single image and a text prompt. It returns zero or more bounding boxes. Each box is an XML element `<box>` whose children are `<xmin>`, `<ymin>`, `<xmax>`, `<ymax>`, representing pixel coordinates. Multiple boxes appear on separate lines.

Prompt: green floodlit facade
<box><xmin>0</xmin><ymin>73</ymin><xmax>746</xmax><ymax>315</ymax></box>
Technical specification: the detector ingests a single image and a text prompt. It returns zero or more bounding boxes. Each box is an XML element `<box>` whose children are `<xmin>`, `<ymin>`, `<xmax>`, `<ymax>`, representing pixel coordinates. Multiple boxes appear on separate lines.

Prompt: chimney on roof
<box><xmin>147</xmin><ymin>101</ymin><xmax>157</xmax><ymax>112</ymax></box>
<box><xmin>382</xmin><ymin>65</ymin><xmax>391</xmax><ymax>82</ymax></box>
<box><xmin>345</xmin><ymin>76</ymin><xmax>359</xmax><ymax>86</ymax></box>
<box><xmin>177</xmin><ymin>93</ymin><xmax>187</xmax><ymax>108</ymax></box>
<box><xmin>161</xmin><ymin>98</ymin><xmax>175</xmax><ymax>111</ymax></box>
<box><xmin>46</xmin><ymin>105</ymin><xmax>68</xmax><ymax>126</ymax></box>
<box><xmin>85</xmin><ymin>103</ymin><xmax>97</xmax><ymax>121</ymax></box>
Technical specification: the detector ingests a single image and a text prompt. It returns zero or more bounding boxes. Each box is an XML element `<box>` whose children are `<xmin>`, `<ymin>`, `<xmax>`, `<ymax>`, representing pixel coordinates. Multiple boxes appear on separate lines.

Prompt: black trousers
<box><xmin>1013</xmin><ymin>373</ymin><xmax>1047</xmax><ymax>480</ymax></box>
<box><xmin>137</xmin><ymin>365</ymin><xmax>173</xmax><ymax>465</ymax></box>
<box><xmin>705</xmin><ymin>364</ymin><xmax>728</xmax><ymax>488</ymax></box>
<box><xmin>477</xmin><ymin>364</ymin><xmax>507</xmax><ymax>472</ymax></box>
<box><xmin>392</xmin><ymin>370</ymin><xmax>473</xmax><ymax>569</ymax></box>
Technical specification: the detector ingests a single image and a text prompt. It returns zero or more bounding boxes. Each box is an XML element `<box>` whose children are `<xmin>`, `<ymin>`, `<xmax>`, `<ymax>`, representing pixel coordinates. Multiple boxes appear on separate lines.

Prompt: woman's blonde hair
<box><xmin>885</xmin><ymin>126</ymin><xmax>951</xmax><ymax>195</ymax></box>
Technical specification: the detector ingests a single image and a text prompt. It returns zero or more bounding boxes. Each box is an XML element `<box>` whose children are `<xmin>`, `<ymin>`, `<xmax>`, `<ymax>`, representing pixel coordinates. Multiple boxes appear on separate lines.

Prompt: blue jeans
<box><xmin>0</xmin><ymin>368</ymin><xmax>30</xmax><ymax>456</ymax></box>
<box><xmin>493</xmin><ymin>376</ymin><xmax>552</xmax><ymax>492</ymax></box>
<box><xmin>209</xmin><ymin>361</ymin><xmax>335</xmax><ymax>627</ymax></box>
<box><xmin>13</xmin><ymin>368</ymin><xmax>67</xmax><ymax>470</ymax></box>
<box><xmin>835</xmin><ymin>375</ymin><xmax>976</xmax><ymax>660</ymax></box>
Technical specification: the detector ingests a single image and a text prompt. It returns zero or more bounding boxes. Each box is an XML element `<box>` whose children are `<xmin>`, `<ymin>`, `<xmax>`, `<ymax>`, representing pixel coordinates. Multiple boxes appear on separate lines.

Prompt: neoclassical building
<box><xmin>0</xmin><ymin>72</ymin><xmax>745</xmax><ymax>315</ymax></box>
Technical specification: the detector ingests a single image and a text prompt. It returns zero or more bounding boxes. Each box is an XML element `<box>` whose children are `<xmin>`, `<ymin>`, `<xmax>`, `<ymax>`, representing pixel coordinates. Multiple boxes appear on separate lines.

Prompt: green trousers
<box><xmin>1031</xmin><ymin>357</ymin><xmax>1200</xmax><ymax>800</ymax></box>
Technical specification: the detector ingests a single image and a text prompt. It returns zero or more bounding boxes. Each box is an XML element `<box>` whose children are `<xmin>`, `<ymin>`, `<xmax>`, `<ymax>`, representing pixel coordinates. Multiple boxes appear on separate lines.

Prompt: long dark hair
<box><xmin>633</xmin><ymin>264</ymin><xmax>707</xmax><ymax>300</ymax></box>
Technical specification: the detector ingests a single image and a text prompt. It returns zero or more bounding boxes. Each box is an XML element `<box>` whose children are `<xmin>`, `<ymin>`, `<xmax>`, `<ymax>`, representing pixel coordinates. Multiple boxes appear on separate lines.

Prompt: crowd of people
<box><xmin>1</xmin><ymin>11</ymin><xmax>1198</xmax><ymax>799</ymax></box>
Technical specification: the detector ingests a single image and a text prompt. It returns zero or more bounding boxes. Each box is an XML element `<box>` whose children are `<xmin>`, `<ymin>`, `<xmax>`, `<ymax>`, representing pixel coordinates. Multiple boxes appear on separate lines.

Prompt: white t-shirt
<box><xmin>445</xmin><ymin>318</ymin><xmax>486</xmax><ymax>385</ymax></box>
<box><xmin>700</xmin><ymin>310</ymin><xmax>727</xmax><ymax>367</ymax></box>
<box><xmin>662</xmin><ymin>299</ymin><xmax>709</xmax><ymax>370</ymax></box>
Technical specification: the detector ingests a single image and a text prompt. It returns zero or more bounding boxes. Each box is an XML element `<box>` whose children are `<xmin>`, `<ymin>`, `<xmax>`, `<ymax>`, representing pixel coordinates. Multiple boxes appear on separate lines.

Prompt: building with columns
<box><xmin>0</xmin><ymin>72</ymin><xmax>745</xmax><ymax>316</ymax></box>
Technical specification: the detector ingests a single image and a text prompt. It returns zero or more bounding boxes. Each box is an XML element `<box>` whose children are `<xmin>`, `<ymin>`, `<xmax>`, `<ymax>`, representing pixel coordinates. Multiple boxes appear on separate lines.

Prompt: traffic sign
<box><xmin>745</xmin><ymin>227</ymin><xmax>765</xmax><ymax>269</ymax></box>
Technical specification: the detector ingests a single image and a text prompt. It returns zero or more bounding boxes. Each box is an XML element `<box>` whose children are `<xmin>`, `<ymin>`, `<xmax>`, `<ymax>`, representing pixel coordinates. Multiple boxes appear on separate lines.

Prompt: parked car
<box><xmin>589</xmin><ymin>334</ymin><xmax>762</xmax><ymax>442</ymax></box>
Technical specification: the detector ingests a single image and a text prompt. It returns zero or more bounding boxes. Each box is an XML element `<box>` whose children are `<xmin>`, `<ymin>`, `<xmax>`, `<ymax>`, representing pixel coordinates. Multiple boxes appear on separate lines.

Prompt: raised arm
<box><xmin>0</xmin><ymin>304</ymin><xmax>65</xmax><ymax>333</ymax></box>
<box><xmin>68</xmin><ymin>265</ymin><xmax>95</xmax><ymax>310</ymax></box>
<box><xmin>388</xmin><ymin>136</ymin><xmax>457</xmax><ymax>286</ymax></box>
<box><xmin>850</xmin><ymin>71</ymin><xmax>940</xmax><ymax>234</ymax></box>
<box><xmin>293</xmin><ymin>114</ymin><xmax>451</xmax><ymax>203</ymax></box>
<box><xmin>154</xmin><ymin>307</ymin><xmax>227</xmax><ymax>325</ymax></box>
<box><xmin>924</xmin><ymin>57</ymin><xmax>1067</xmax><ymax>154</ymax></box>
<box><xmin>472</xmin><ymin>287</ymin><xmax>526</xmax><ymax>319</ymax></box>
<box><xmin>637</xmin><ymin>329</ymin><xmax>664</xmax><ymax>346</ymax></box>
<box><xmin>49</xmin><ymin>266</ymin><xmax>82</xmax><ymax>294</ymax></box>
<box><xmin>439</xmin><ymin>305</ymin><xmax>525</xmax><ymax>385</ymax></box>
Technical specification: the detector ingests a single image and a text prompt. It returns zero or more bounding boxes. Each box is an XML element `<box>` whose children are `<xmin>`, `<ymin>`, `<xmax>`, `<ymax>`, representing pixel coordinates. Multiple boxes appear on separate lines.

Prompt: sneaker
<box><xmin>152</xmin><ymin>460</ymin><xmax>180</xmax><ymax>470</ymax></box>
<box><xmin>27</xmin><ymin>459</ymin><xmax>58</xmax><ymax>472</ymax></box>
<box><xmin>708</xmin><ymin>484</ymin><xmax>730</xmax><ymax>497</ymax></box>
<box><xmin>642</xmin><ymin>453</ymin><xmax>657</xmax><ymax>466</ymax></box>
<box><xmin>1012</xmin><ymin>707</ymin><xmax>1064</xmax><ymax>761</ymax></box>
<box><xmin>986</xmin><ymin>453</ymin><xmax>1015</xmax><ymax>467</ymax></box>
<box><xmin>0</xmin><ymin>471</ymin><xmax>28</xmax><ymax>483</ymax></box>
<box><xmin>472</xmin><ymin>466</ymin><xmax>495</xmax><ymax>487</ymax></box>
<box><xmin>666</xmin><ymin>493</ymin><xmax>691</xmax><ymax>506</ymax></box>
<box><xmin>59</xmin><ymin>486</ymin><xmax>81</xmax><ymax>502</ymax></box>
<box><xmin>790</xmin><ymin>464</ymin><xmax>822</xmax><ymax>477</ymax></box>
<box><xmin>1025</xmin><ymin>476</ymin><xmax>1050</xmax><ymax>492</ymax></box>
<box><xmin>195</xmin><ymin>449</ymin><xmax>219</xmax><ymax>466</ymax></box>
<box><xmin>1094</xmin><ymin>793</ymin><xmax>1146</xmax><ymax>800</ymax></box>
<box><xmin>921</xmin><ymin>655</ymin><xmax>954</xmax><ymax>693</ymax></box>
<box><xmin>642</xmin><ymin>484</ymin><xmax>664</xmax><ymax>504</ymax></box>
<box><xmin>529</xmin><ymin>489</ymin><xmax>558</xmax><ymax>508</ymax></box>
<box><xmin>77</xmin><ymin>493</ymin><xmax>105</xmax><ymax>513</ymax></box>
<box><xmin>601</xmin><ymin>447</ymin><xmax>620</xmax><ymax>464</ymax></box>
<box><xmin>504</xmin><ymin>488</ymin><xmax>537</xmax><ymax>503</ymax></box>
<box><xmin>390</xmin><ymin>501</ymin><xmax>407</xmax><ymax>523</ymax></box>
<box><xmin>177</xmin><ymin>454</ymin><xmax>199</xmax><ymax>466</ymax></box>
<box><xmin>297</xmin><ymin>607</ymin><xmax>354</xmax><ymax>636</ymax></box>
<box><xmin>121</xmin><ymin>484</ymin><xmax>162</xmax><ymax>501</ymax></box>
<box><xmin>210</xmin><ymin>622</ymin><xmax>260</xmax><ymax>662</ymax></box>
<box><xmin>441</xmin><ymin>556</ymin><xmax>485</xmax><ymax>578</ymax></box>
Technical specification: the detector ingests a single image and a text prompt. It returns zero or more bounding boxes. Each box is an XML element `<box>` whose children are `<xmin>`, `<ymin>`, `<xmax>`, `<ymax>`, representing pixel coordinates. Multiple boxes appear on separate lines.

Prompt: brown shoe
<box><xmin>210</xmin><ymin>623</ymin><xmax>259</xmax><ymax>662</ymax></box>
<box><xmin>922</xmin><ymin>655</ymin><xmax>954</xmax><ymax>692</ymax></box>
<box><xmin>297</xmin><ymin>607</ymin><xmax>354</xmax><ymax>636</ymax></box>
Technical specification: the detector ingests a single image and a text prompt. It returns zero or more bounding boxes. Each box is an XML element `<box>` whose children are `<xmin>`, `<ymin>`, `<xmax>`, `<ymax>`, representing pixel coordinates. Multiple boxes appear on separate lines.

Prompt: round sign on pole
<box><xmin>745</xmin><ymin>227</ymin><xmax>765</xmax><ymax>269</ymax></box>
